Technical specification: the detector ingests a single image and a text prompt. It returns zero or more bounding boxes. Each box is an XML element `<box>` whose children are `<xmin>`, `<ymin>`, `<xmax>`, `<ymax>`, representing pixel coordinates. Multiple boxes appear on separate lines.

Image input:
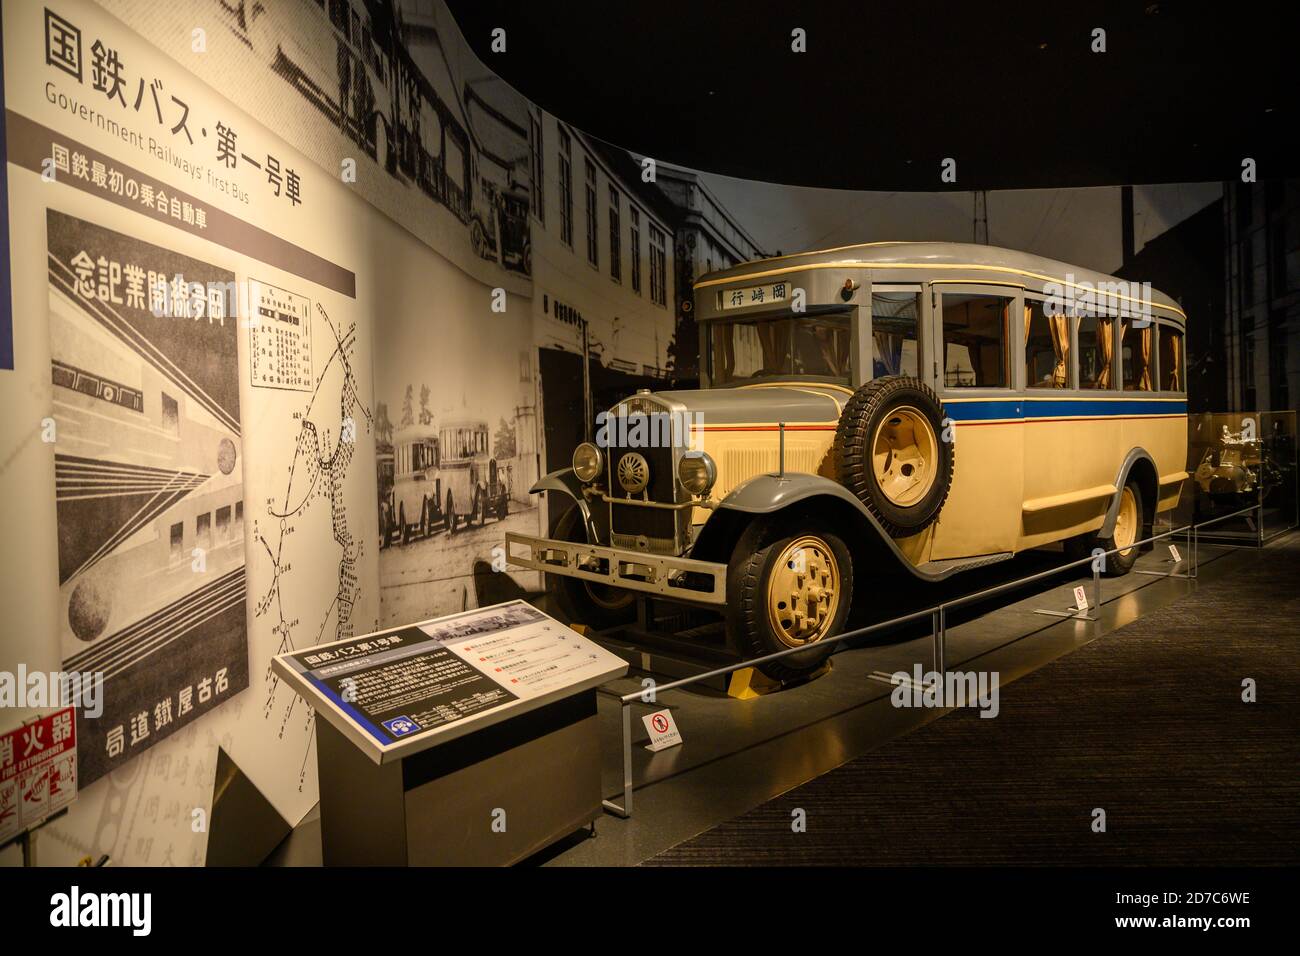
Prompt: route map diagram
<box><xmin>250</xmin><ymin>297</ymin><xmax>374</xmax><ymax>792</ymax></box>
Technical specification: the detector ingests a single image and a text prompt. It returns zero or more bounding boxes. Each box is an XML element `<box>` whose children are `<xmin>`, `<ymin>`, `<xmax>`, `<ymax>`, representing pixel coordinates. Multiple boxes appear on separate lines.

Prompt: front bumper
<box><xmin>505</xmin><ymin>532</ymin><xmax>727</xmax><ymax>605</ymax></box>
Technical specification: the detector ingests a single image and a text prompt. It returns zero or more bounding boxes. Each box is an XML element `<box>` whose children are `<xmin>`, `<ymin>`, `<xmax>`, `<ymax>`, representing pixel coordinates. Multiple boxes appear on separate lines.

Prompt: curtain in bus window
<box><xmin>1050</xmin><ymin>315</ymin><xmax>1070</xmax><ymax>387</ymax></box>
<box><xmin>712</xmin><ymin>322</ymin><xmax>736</xmax><ymax>383</ymax></box>
<box><xmin>807</xmin><ymin>322</ymin><xmax>850</xmax><ymax>376</ymax></box>
<box><xmin>1096</xmin><ymin>317</ymin><xmax>1114</xmax><ymax>388</ymax></box>
<box><xmin>1159</xmin><ymin>326</ymin><xmax>1183</xmax><ymax>391</ymax></box>
<box><xmin>1027</xmin><ymin>304</ymin><xmax>1071</xmax><ymax>389</ymax></box>
<box><xmin>1120</xmin><ymin>320</ymin><xmax>1154</xmax><ymax>391</ymax></box>
<box><xmin>1140</xmin><ymin>324</ymin><xmax>1153</xmax><ymax>390</ymax></box>
<box><xmin>874</xmin><ymin>330</ymin><xmax>900</xmax><ymax>375</ymax></box>
<box><xmin>757</xmin><ymin>320</ymin><xmax>791</xmax><ymax>373</ymax></box>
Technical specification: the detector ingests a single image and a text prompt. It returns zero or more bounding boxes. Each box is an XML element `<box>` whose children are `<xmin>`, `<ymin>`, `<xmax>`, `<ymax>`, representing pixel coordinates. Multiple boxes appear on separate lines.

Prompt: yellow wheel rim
<box><xmin>871</xmin><ymin>406</ymin><xmax>938</xmax><ymax>507</ymax></box>
<box><xmin>766</xmin><ymin>536</ymin><xmax>841</xmax><ymax>648</ymax></box>
<box><xmin>1114</xmin><ymin>486</ymin><xmax>1138</xmax><ymax>555</ymax></box>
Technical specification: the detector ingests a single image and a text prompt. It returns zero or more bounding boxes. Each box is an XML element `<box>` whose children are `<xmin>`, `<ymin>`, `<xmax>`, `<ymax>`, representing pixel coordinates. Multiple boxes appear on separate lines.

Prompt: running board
<box><xmin>914</xmin><ymin>552</ymin><xmax>1014</xmax><ymax>579</ymax></box>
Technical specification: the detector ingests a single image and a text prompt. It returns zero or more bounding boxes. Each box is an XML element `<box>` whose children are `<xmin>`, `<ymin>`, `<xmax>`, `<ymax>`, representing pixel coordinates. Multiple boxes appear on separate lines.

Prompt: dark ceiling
<box><xmin>445</xmin><ymin>0</ymin><xmax>1297</xmax><ymax>191</ymax></box>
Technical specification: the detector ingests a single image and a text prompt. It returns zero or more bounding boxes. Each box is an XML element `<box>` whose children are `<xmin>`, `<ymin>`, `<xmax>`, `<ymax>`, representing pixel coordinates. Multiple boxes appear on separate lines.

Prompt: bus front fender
<box><xmin>529</xmin><ymin>467</ymin><xmax>597</xmax><ymax>541</ymax></box>
<box><xmin>705</xmin><ymin>473</ymin><xmax>934</xmax><ymax>580</ymax></box>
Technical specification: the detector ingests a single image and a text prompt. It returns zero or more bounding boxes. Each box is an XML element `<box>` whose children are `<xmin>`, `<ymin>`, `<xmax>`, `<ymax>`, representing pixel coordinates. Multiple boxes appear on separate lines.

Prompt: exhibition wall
<box><xmin>0</xmin><ymin>0</ymin><xmax>1223</xmax><ymax>866</ymax></box>
<box><xmin>0</xmin><ymin>0</ymin><xmax>544</xmax><ymax>866</ymax></box>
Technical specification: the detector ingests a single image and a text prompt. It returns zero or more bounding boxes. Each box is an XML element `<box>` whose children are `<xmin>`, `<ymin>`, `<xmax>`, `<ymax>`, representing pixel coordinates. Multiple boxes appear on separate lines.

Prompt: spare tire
<box><xmin>833</xmin><ymin>375</ymin><xmax>954</xmax><ymax>537</ymax></box>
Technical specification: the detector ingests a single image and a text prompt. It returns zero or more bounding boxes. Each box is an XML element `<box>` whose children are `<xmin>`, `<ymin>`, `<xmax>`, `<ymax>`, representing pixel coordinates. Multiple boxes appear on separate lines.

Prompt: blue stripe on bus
<box><xmin>943</xmin><ymin>398</ymin><xmax>1187</xmax><ymax>421</ymax></box>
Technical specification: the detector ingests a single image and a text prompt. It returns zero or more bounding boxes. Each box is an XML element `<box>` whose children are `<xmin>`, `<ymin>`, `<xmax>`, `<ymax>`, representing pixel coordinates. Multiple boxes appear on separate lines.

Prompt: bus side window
<box><xmin>1121</xmin><ymin>320</ymin><xmax>1154</xmax><ymax>391</ymax></box>
<box><xmin>871</xmin><ymin>292</ymin><xmax>920</xmax><ymax>379</ymax></box>
<box><xmin>1025</xmin><ymin>299</ymin><xmax>1070</xmax><ymax>389</ymax></box>
<box><xmin>1158</xmin><ymin>324</ymin><xmax>1184</xmax><ymax>392</ymax></box>
<box><xmin>1076</xmin><ymin>315</ymin><xmax>1117</xmax><ymax>389</ymax></box>
<box><xmin>942</xmin><ymin>293</ymin><xmax>1011</xmax><ymax>388</ymax></box>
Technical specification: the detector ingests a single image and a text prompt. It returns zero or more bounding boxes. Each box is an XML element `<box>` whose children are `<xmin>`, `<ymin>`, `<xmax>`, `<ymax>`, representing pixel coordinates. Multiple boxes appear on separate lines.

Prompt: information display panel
<box><xmin>272</xmin><ymin>601</ymin><xmax>626</xmax><ymax>763</ymax></box>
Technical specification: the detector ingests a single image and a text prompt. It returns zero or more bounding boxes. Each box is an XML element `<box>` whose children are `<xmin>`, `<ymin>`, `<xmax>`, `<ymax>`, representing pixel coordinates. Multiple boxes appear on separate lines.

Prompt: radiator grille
<box><xmin>604</xmin><ymin>407</ymin><xmax>685</xmax><ymax>552</ymax></box>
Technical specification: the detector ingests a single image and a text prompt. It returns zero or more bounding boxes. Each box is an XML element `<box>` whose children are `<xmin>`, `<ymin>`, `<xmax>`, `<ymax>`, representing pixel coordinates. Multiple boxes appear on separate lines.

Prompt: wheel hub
<box><xmin>767</xmin><ymin>536</ymin><xmax>841</xmax><ymax>647</ymax></box>
<box><xmin>871</xmin><ymin>406</ymin><xmax>939</xmax><ymax>507</ymax></box>
<box><xmin>1114</xmin><ymin>486</ymin><xmax>1138</xmax><ymax>553</ymax></box>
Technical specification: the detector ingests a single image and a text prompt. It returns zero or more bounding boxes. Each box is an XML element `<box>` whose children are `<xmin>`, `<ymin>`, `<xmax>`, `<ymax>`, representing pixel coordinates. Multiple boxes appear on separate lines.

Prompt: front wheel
<box><xmin>546</xmin><ymin>506</ymin><xmax>636</xmax><ymax>630</ymax></box>
<box><xmin>728</xmin><ymin>517</ymin><xmax>853</xmax><ymax>683</ymax></box>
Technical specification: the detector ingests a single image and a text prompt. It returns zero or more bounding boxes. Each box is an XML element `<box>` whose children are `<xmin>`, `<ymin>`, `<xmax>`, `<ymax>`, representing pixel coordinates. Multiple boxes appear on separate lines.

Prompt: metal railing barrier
<box><xmin>599</xmin><ymin>501</ymin><xmax>1268</xmax><ymax>818</ymax></box>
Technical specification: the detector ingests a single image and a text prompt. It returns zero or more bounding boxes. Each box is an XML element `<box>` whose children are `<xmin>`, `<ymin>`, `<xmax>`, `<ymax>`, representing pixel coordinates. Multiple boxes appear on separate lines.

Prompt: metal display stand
<box><xmin>271</xmin><ymin>600</ymin><xmax>627</xmax><ymax>865</ymax></box>
<box><xmin>314</xmin><ymin>693</ymin><xmax>601</xmax><ymax>866</ymax></box>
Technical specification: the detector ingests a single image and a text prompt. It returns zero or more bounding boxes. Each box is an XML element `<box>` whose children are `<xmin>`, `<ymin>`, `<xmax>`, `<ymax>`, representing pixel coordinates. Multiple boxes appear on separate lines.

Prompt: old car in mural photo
<box><xmin>509</xmin><ymin>242</ymin><xmax>1190</xmax><ymax>680</ymax></box>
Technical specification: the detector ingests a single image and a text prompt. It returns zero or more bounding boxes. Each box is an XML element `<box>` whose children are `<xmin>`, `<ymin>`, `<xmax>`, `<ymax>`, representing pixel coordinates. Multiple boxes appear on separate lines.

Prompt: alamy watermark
<box><xmin>1043</xmin><ymin>273</ymin><xmax>1155</xmax><ymax>325</ymax></box>
<box><xmin>0</xmin><ymin>665</ymin><xmax>104</xmax><ymax>719</ymax></box>
<box><xmin>594</xmin><ymin>410</ymin><xmax>704</xmax><ymax>450</ymax></box>
<box><xmin>889</xmin><ymin>664</ymin><xmax>1000</xmax><ymax>718</ymax></box>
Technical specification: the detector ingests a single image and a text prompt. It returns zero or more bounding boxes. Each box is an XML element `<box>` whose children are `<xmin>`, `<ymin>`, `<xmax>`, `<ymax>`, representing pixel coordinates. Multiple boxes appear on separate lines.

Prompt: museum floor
<box><xmin>267</xmin><ymin>529</ymin><xmax>1297</xmax><ymax>867</ymax></box>
<box><xmin>645</xmin><ymin>533</ymin><xmax>1300</xmax><ymax>866</ymax></box>
<box><xmin>543</xmin><ymin>529</ymin><xmax>1299</xmax><ymax>867</ymax></box>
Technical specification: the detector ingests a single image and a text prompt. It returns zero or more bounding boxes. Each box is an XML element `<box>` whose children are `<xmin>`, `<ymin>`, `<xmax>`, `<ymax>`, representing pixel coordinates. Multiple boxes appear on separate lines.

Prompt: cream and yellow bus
<box><xmin>509</xmin><ymin>242</ymin><xmax>1188</xmax><ymax>680</ymax></box>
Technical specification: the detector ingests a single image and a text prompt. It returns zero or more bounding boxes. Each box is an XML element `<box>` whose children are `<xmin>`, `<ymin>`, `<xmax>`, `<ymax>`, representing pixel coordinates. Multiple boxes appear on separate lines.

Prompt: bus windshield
<box><xmin>707</xmin><ymin>313</ymin><xmax>852</xmax><ymax>386</ymax></box>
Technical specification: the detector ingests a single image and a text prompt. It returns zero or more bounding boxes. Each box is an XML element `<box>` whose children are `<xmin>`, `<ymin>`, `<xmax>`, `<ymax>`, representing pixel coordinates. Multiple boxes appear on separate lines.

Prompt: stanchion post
<box><xmin>1092</xmin><ymin>555</ymin><xmax>1102</xmax><ymax>610</ymax></box>
<box><xmin>1192</xmin><ymin>522</ymin><xmax>1199</xmax><ymax>579</ymax></box>
<box><xmin>932</xmin><ymin>606</ymin><xmax>946</xmax><ymax>675</ymax></box>
<box><xmin>621</xmin><ymin>699</ymin><xmax>633</xmax><ymax>817</ymax></box>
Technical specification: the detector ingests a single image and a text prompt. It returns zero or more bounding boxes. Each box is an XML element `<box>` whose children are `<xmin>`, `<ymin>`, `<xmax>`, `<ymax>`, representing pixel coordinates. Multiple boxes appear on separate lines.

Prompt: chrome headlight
<box><xmin>572</xmin><ymin>442</ymin><xmax>603</xmax><ymax>483</ymax></box>
<box><xmin>677</xmin><ymin>450</ymin><xmax>716</xmax><ymax>496</ymax></box>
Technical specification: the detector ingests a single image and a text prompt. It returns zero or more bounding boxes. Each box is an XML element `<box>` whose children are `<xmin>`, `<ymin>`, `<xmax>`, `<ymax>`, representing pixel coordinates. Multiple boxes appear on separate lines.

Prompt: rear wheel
<box><xmin>728</xmin><ymin>517</ymin><xmax>853</xmax><ymax>683</ymax></box>
<box><xmin>1064</xmin><ymin>478</ymin><xmax>1145</xmax><ymax>576</ymax></box>
<box><xmin>546</xmin><ymin>506</ymin><xmax>636</xmax><ymax>629</ymax></box>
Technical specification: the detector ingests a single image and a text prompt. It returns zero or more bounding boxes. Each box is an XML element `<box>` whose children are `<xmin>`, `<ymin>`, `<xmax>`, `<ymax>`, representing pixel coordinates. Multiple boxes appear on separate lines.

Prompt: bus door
<box><xmin>926</xmin><ymin>283</ymin><xmax>1025</xmax><ymax>558</ymax></box>
<box><xmin>866</xmin><ymin>284</ymin><xmax>926</xmax><ymax>387</ymax></box>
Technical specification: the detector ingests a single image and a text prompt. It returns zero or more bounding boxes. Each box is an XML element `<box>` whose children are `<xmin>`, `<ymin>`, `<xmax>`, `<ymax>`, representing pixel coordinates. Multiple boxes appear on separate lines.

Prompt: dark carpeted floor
<box><xmin>647</xmin><ymin>536</ymin><xmax>1300</xmax><ymax>865</ymax></box>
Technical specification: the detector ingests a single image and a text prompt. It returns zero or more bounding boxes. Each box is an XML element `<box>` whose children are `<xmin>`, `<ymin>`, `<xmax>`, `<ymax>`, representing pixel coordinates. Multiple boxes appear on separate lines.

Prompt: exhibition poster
<box><xmin>47</xmin><ymin>208</ymin><xmax>247</xmax><ymax>787</ymax></box>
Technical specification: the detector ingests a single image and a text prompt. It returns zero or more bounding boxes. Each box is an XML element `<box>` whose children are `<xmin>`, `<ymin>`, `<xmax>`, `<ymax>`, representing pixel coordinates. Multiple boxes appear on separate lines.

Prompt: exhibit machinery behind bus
<box><xmin>508</xmin><ymin>242</ymin><xmax>1189</xmax><ymax>680</ymax></box>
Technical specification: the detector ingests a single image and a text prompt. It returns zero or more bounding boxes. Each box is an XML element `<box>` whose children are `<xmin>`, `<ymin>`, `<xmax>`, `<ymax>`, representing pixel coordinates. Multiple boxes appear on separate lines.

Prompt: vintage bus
<box><xmin>439</xmin><ymin>420</ymin><xmax>510</xmax><ymax>534</ymax></box>
<box><xmin>390</xmin><ymin>425</ymin><xmax>440</xmax><ymax>544</ymax></box>
<box><xmin>509</xmin><ymin>242</ymin><xmax>1189</xmax><ymax>680</ymax></box>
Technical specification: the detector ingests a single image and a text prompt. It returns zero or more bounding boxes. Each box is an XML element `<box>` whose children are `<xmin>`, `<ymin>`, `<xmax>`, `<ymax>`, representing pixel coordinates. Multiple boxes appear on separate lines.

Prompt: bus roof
<box><xmin>394</xmin><ymin>425</ymin><xmax>439</xmax><ymax>442</ymax></box>
<box><xmin>694</xmin><ymin>241</ymin><xmax>1186</xmax><ymax>321</ymax></box>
